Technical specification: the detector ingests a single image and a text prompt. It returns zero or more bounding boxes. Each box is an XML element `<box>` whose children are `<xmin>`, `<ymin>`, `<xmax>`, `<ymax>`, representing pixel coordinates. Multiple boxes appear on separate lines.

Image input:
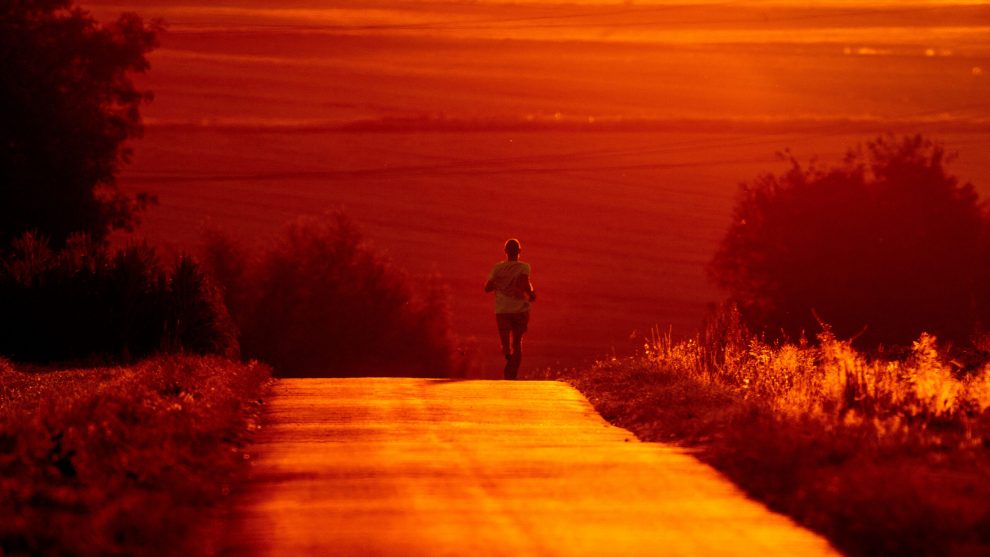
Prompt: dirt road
<box><xmin>221</xmin><ymin>378</ymin><xmax>838</xmax><ymax>556</ymax></box>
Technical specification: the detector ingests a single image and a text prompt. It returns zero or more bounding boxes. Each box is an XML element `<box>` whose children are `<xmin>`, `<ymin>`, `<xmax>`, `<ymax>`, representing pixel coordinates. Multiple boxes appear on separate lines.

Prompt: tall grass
<box><xmin>565</xmin><ymin>307</ymin><xmax>990</xmax><ymax>556</ymax></box>
<box><xmin>648</xmin><ymin>309</ymin><xmax>990</xmax><ymax>444</ymax></box>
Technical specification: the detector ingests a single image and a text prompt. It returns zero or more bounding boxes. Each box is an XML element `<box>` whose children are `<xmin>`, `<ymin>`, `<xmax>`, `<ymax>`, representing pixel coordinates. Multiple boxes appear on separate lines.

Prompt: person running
<box><xmin>484</xmin><ymin>238</ymin><xmax>535</xmax><ymax>380</ymax></box>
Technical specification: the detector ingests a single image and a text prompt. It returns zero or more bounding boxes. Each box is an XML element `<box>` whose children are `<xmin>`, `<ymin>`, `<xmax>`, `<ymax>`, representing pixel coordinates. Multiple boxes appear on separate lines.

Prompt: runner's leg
<box><xmin>498</xmin><ymin>327</ymin><xmax>512</xmax><ymax>358</ymax></box>
<box><xmin>497</xmin><ymin>318</ymin><xmax>513</xmax><ymax>379</ymax></box>
<box><xmin>509</xmin><ymin>312</ymin><xmax>529</xmax><ymax>379</ymax></box>
<box><xmin>509</xmin><ymin>330</ymin><xmax>524</xmax><ymax>379</ymax></box>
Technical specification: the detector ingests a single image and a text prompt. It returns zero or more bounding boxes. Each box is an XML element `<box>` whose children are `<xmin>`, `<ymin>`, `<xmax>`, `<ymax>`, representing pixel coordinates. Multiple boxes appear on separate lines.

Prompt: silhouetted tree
<box><xmin>0</xmin><ymin>233</ymin><xmax>237</xmax><ymax>363</ymax></box>
<box><xmin>202</xmin><ymin>212</ymin><xmax>459</xmax><ymax>377</ymax></box>
<box><xmin>710</xmin><ymin>135</ymin><xmax>988</xmax><ymax>348</ymax></box>
<box><xmin>0</xmin><ymin>1</ymin><xmax>160</xmax><ymax>247</ymax></box>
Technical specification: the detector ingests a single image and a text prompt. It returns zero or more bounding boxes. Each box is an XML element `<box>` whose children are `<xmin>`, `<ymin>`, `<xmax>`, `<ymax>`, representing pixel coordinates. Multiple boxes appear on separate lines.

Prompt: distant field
<box><xmin>118</xmin><ymin>129</ymin><xmax>990</xmax><ymax>374</ymax></box>
<box><xmin>92</xmin><ymin>0</ymin><xmax>990</xmax><ymax>374</ymax></box>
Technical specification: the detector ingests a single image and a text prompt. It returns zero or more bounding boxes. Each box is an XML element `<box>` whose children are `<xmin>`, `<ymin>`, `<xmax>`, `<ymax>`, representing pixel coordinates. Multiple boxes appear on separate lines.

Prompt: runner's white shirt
<box><xmin>488</xmin><ymin>260</ymin><xmax>531</xmax><ymax>314</ymax></box>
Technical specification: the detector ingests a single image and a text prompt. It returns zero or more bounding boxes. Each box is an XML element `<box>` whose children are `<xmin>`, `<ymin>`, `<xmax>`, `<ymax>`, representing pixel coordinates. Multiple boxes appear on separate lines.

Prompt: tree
<box><xmin>709</xmin><ymin>135</ymin><xmax>989</xmax><ymax>348</ymax></box>
<box><xmin>0</xmin><ymin>0</ymin><xmax>160</xmax><ymax>247</ymax></box>
<box><xmin>202</xmin><ymin>213</ymin><xmax>459</xmax><ymax>377</ymax></box>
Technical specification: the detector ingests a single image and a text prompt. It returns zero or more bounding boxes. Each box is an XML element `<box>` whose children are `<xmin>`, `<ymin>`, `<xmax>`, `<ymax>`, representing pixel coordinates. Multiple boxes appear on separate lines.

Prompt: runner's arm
<box><xmin>517</xmin><ymin>274</ymin><xmax>535</xmax><ymax>302</ymax></box>
<box><xmin>484</xmin><ymin>279</ymin><xmax>495</xmax><ymax>292</ymax></box>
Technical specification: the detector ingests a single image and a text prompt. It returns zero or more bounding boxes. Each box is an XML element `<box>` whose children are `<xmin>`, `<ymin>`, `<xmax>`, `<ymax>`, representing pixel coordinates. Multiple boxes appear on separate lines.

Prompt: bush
<box><xmin>0</xmin><ymin>233</ymin><xmax>237</xmax><ymax>363</ymax></box>
<box><xmin>710</xmin><ymin>135</ymin><xmax>988</xmax><ymax>348</ymax></box>
<box><xmin>0</xmin><ymin>356</ymin><xmax>271</xmax><ymax>557</ymax></box>
<box><xmin>203</xmin><ymin>212</ymin><xmax>458</xmax><ymax>377</ymax></box>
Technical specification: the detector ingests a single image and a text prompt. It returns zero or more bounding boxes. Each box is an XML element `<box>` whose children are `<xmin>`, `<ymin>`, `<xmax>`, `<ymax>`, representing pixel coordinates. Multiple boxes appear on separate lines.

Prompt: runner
<box><xmin>484</xmin><ymin>239</ymin><xmax>535</xmax><ymax>379</ymax></box>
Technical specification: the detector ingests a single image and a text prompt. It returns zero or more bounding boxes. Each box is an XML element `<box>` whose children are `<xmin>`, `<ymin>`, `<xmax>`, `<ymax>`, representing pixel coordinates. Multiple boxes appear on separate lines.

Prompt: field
<box><xmin>85</xmin><ymin>0</ymin><xmax>990</xmax><ymax>374</ymax></box>
<box><xmin>119</xmin><ymin>129</ymin><xmax>990</xmax><ymax>374</ymax></box>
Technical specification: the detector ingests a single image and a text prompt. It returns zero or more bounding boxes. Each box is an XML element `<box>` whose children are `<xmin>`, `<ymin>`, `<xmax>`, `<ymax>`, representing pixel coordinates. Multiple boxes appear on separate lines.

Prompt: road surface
<box><xmin>221</xmin><ymin>378</ymin><xmax>839</xmax><ymax>556</ymax></box>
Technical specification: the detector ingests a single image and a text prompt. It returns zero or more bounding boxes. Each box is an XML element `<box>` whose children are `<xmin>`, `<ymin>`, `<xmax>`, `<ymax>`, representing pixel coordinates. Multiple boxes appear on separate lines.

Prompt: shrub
<box><xmin>0</xmin><ymin>356</ymin><xmax>271</xmax><ymax>557</ymax></box>
<box><xmin>0</xmin><ymin>233</ymin><xmax>237</xmax><ymax>363</ymax></box>
<box><xmin>162</xmin><ymin>256</ymin><xmax>239</xmax><ymax>357</ymax></box>
<box><xmin>203</xmin><ymin>212</ymin><xmax>458</xmax><ymax>377</ymax></box>
<box><xmin>710</xmin><ymin>135</ymin><xmax>988</xmax><ymax>348</ymax></box>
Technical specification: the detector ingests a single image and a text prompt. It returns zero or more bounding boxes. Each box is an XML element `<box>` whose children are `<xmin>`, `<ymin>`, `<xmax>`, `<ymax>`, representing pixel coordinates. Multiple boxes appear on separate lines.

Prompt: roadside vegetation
<box><xmin>202</xmin><ymin>212</ymin><xmax>462</xmax><ymax>377</ymax></box>
<box><xmin>0</xmin><ymin>356</ymin><xmax>271</xmax><ymax>557</ymax></box>
<box><xmin>0</xmin><ymin>213</ymin><xmax>462</xmax><ymax>556</ymax></box>
<box><xmin>710</xmin><ymin>135</ymin><xmax>990</xmax><ymax>350</ymax></box>
<box><xmin>563</xmin><ymin>318</ymin><xmax>990</xmax><ymax>556</ymax></box>
<box><xmin>0</xmin><ymin>3</ymin><xmax>274</xmax><ymax>556</ymax></box>
<box><xmin>561</xmin><ymin>135</ymin><xmax>990</xmax><ymax>557</ymax></box>
<box><xmin>0</xmin><ymin>233</ymin><xmax>237</xmax><ymax>364</ymax></box>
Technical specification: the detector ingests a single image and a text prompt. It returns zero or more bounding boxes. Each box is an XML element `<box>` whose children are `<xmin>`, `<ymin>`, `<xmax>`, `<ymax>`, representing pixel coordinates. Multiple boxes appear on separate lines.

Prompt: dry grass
<box><xmin>0</xmin><ymin>355</ymin><xmax>271</xmax><ymax>557</ymax></box>
<box><xmin>558</xmin><ymin>318</ymin><xmax>990</xmax><ymax>557</ymax></box>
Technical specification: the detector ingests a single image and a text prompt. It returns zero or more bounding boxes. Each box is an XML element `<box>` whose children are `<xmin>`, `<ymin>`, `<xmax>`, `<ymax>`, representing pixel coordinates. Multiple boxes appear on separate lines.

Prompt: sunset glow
<box><xmin>5</xmin><ymin>1</ymin><xmax>990</xmax><ymax>555</ymax></box>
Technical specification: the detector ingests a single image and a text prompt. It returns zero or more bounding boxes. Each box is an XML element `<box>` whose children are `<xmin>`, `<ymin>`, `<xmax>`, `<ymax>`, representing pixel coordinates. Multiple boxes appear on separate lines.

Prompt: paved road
<box><xmin>221</xmin><ymin>378</ymin><xmax>839</xmax><ymax>556</ymax></box>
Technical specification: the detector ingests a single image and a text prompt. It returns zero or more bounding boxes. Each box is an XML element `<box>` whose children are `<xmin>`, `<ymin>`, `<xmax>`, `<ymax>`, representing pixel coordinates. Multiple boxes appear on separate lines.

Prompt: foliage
<box><xmin>565</xmin><ymin>312</ymin><xmax>990</xmax><ymax>557</ymax></box>
<box><xmin>203</xmin><ymin>212</ymin><xmax>459</xmax><ymax>377</ymax></box>
<box><xmin>0</xmin><ymin>355</ymin><xmax>271</xmax><ymax>557</ymax></box>
<box><xmin>0</xmin><ymin>233</ymin><xmax>237</xmax><ymax>363</ymax></box>
<box><xmin>710</xmin><ymin>135</ymin><xmax>988</xmax><ymax>348</ymax></box>
<box><xmin>648</xmin><ymin>309</ymin><xmax>990</xmax><ymax>429</ymax></box>
<box><xmin>0</xmin><ymin>0</ymin><xmax>161</xmax><ymax>246</ymax></box>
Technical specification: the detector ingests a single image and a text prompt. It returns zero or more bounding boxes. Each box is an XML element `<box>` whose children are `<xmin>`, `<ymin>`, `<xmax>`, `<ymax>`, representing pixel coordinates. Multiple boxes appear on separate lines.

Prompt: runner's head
<box><xmin>504</xmin><ymin>238</ymin><xmax>521</xmax><ymax>257</ymax></box>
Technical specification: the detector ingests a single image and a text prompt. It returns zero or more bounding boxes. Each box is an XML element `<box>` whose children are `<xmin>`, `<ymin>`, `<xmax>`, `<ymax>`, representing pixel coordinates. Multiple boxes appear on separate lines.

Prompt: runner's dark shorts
<box><xmin>496</xmin><ymin>311</ymin><xmax>529</xmax><ymax>334</ymax></box>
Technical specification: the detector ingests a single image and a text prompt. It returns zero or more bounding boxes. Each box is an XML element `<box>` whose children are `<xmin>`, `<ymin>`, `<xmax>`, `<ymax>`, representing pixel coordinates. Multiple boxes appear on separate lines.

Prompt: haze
<box><xmin>85</xmin><ymin>0</ymin><xmax>990</xmax><ymax>373</ymax></box>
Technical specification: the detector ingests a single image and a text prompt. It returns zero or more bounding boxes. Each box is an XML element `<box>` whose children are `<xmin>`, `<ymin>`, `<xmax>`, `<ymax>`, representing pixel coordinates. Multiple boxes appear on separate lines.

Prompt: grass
<box><xmin>0</xmin><ymin>355</ymin><xmax>271</xmax><ymax>557</ymax></box>
<box><xmin>552</xmin><ymin>318</ymin><xmax>990</xmax><ymax>557</ymax></box>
